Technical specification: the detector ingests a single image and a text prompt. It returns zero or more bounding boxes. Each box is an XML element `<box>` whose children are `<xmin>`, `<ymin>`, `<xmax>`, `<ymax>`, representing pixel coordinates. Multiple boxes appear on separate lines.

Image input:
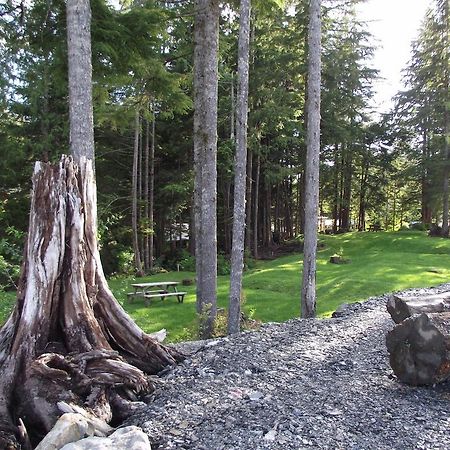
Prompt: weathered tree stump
<box><xmin>387</xmin><ymin>292</ymin><xmax>450</xmax><ymax>323</ymax></box>
<box><xmin>0</xmin><ymin>157</ymin><xmax>183</xmax><ymax>448</ymax></box>
<box><xmin>329</xmin><ymin>255</ymin><xmax>350</xmax><ymax>264</ymax></box>
<box><xmin>386</xmin><ymin>312</ymin><xmax>450</xmax><ymax>385</ymax></box>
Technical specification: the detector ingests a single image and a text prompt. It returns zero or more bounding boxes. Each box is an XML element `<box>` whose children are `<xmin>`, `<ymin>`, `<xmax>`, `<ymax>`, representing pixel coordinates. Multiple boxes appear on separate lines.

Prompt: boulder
<box><xmin>60</xmin><ymin>426</ymin><xmax>151</xmax><ymax>450</ymax></box>
<box><xmin>35</xmin><ymin>413</ymin><xmax>93</xmax><ymax>450</ymax></box>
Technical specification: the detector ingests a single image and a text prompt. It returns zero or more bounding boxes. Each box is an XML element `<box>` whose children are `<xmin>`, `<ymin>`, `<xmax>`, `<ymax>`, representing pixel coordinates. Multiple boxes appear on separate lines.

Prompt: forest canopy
<box><xmin>0</xmin><ymin>0</ymin><xmax>448</xmax><ymax>287</ymax></box>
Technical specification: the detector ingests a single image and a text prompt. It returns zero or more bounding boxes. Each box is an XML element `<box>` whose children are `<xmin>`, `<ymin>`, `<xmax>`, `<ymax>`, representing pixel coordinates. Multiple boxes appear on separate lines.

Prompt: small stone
<box><xmin>248</xmin><ymin>391</ymin><xmax>264</xmax><ymax>401</ymax></box>
<box><xmin>169</xmin><ymin>428</ymin><xmax>183</xmax><ymax>436</ymax></box>
<box><xmin>263</xmin><ymin>429</ymin><xmax>277</xmax><ymax>441</ymax></box>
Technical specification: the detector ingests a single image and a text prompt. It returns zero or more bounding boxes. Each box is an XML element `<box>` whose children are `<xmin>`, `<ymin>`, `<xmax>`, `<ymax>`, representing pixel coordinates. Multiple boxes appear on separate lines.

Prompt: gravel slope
<box><xmin>128</xmin><ymin>285</ymin><xmax>450</xmax><ymax>450</ymax></box>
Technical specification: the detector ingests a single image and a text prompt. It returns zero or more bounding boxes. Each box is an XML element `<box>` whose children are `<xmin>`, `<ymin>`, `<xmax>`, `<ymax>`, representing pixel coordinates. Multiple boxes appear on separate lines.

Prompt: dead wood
<box><xmin>386</xmin><ymin>312</ymin><xmax>450</xmax><ymax>385</ymax></box>
<box><xmin>0</xmin><ymin>157</ymin><xmax>183</xmax><ymax>448</ymax></box>
<box><xmin>387</xmin><ymin>292</ymin><xmax>450</xmax><ymax>323</ymax></box>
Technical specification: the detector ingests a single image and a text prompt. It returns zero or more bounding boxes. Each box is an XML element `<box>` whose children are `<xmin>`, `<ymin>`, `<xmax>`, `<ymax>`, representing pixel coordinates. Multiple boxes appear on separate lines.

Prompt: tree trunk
<box><xmin>245</xmin><ymin>148</ymin><xmax>253</xmax><ymax>252</ymax></box>
<box><xmin>386</xmin><ymin>312</ymin><xmax>450</xmax><ymax>385</ymax></box>
<box><xmin>144</xmin><ymin>119</ymin><xmax>150</xmax><ymax>271</ymax></box>
<box><xmin>222</xmin><ymin>179</ymin><xmax>232</xmax><ymax>254</ymax></box>
<box><xmin>230</xmin><ymin>71</ymin><xmax>235</xmax><ymax>142</ymax></box>
<box><xmin>193</xmin><ymin>0</ymin><xmax>219</xmax><ymax>339</ymax></box>
<box><xmin>132</xmin><ymin>110</ymin><xmax>144</xmax><ymax>276</ymax></box>
<box><xmin>263</xmin><ymin>179</ymin><xmax>272</xmax><ymax>249</ymax></box>
<box><xmin>149</xmin><ymin>107</ymin><xmax>156</xmax><ymax>270</ymax></box>
<box><xmin>253</xmin><ymin>152</ymin><xmax>260</xmax><ymax>259</ymax></box>
<box><xmin>340</xmin><ymin>144</ymin><xmax>352</xmax><ymax>232</ymax></box>
<box><xmin>228</xmin><ymin>0</ymin><xmax>251</xmax><ymax>335</ymax></box>
<box><xmin>138</xmin><ymin>120</ymin><xmax>144</xmax><ymax>259</ymax></box>
<box><xmin>358</xmin><ymin>154</ymin><xmax>369</xmax><ymax>231</ymax></box>
<box><xmin>301</xmin><ymin>0</ymin><xmax>321</xmax><ymax>318</ymax></box>
<box><xmin>67</xmin><ymin>0</ymin><xmax>94</xmax><ymax>162</ymax></box>
<box><xmin>0</xmin><ymin>158</ymin><xmax>181</xmax><ymax>449</ymax></box>
<box><xmin>387</xmin><ymin>292</ymin><xmax>450</xmax><ymax>324</ymax></box>
<box><xmin>441</xmin><ymin>0</ymin><xmax>449</xmax><ymax>237</ymax></box>
<box><xmin>332</xmin><ymin>143</ymin><xmax>339</xmax><ymax>233</ymax></box>
<box><xmin>421</xmin><ymin>125</ymin><xmax>433</xmax><ymax>226</ymax></box>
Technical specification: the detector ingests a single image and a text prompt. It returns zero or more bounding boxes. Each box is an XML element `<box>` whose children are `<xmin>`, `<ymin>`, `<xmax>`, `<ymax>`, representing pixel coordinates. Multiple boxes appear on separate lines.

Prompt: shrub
<box><xmin>409</xmin><ymin>221</ymin><xmax>428</xmax><ymax>231</ymax></box>
<box><xmin>217</xmin><ymin>253</ymin><xmax>231</xmax><ymax>275</ymax></box>
<box><xmin>100</xmin><ymin>243</ymin><xmax>135</xmax><ymax>275</ymax></box>
<box><xmin>0</xmin><ymin>227</ymin><xmax>24</xmax><ymax>290</ymax></box>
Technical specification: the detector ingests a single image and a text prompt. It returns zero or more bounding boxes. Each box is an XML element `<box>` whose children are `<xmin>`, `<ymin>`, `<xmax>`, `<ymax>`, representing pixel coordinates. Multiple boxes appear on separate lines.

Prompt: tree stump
<box><xmin>386</xmin><ymin>312</ymin><xmax>450</xmax><ymax>385</ymax></box>
<box><xmin>387</xmin><ymin>292</ymin><xmax>450</xmax><ymax>323</ymax></box>
<box><xmin>329</xmin><ymin>255</ymin><xmax>350</xmax><ymax>264</ymax></box>
<box><xmin>0</xmin><ymin>157</ymin><xmax>183</xmax><ymax>448</ymax></box>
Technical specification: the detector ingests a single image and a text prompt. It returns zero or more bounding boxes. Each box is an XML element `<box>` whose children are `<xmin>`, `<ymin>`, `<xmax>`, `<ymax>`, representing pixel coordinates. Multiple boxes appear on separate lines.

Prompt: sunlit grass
<box><xmin>1</xmin><ymin>231</ymin><xmax>450</xmax><ymax>342</ymax></box>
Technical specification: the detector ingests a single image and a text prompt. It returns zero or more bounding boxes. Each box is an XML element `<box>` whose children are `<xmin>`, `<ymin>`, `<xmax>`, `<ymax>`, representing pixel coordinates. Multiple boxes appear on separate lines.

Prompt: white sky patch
<box><xmin>356</xmin><ymin>0</ymin><xmax>432</xmax><ymax>114</ymax></box>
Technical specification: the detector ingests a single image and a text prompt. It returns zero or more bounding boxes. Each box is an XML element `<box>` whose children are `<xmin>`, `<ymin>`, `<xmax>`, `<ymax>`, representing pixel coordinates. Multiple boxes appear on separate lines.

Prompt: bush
<box><xmin>244</xmin><ymin>251</ymin><xmax>257</xmax><ymax>271</ymax></box>
<box><xmin>217</xmin><ymin>253</ymin><xmax>231</xmax><ymax>275</ymax></box>
<box><xmin>177</xmin><ymin>251</ymin><xmax>232</xmax><ymax>275</ymax></box>
<box><xmin>0</xmin><ymin>227</ymin><xmax>24</xmax><ymax>290</ymax></box>
<box><xmin>409</xmin><ymin>221</ymin><xmax>428</xmax><ymax>231</ymax></box>
<box><xmin>179</xmin><ymin>251</ymin><xmax>196</xmax><ymax>272</ymax></box>
<box><xmin>100</xmin><ymin>242</ymin><xmax>135</xmax><ymax>275</ymax></box>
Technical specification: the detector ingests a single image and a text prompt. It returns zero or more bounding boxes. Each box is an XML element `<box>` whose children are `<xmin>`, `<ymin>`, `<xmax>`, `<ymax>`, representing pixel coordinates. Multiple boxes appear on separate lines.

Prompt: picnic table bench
<box><xmin>127</xmin><ymin>281</ymin><xmax>186</xmax><ymax>305</ymax></box>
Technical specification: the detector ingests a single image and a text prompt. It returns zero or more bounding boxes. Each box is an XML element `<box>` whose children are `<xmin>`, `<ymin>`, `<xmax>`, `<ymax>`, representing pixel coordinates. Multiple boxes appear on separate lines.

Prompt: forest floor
<box><xmin>127</xmin><ymin>282</ymin><xmax>450</xmax><ymax>450</ymax></box>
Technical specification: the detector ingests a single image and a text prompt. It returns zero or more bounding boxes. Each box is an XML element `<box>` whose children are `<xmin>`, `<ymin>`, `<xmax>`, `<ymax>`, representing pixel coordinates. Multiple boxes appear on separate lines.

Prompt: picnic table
<box><xmin>127</xmin><ymin>281</ymin><xmax>186</xmax><ymax>305</ymax></box>
<box><xmin>368</xmin><ymin>223</ymin><xmax>382</xmax><ymax>232</ymax></box>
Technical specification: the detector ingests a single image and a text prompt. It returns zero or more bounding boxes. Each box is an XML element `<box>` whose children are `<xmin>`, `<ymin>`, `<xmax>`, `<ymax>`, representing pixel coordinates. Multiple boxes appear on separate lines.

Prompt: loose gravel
<box><xmin>127</xmin><ymin>284</ymin><xmax>450</xmax><ymax>450</ymax></box>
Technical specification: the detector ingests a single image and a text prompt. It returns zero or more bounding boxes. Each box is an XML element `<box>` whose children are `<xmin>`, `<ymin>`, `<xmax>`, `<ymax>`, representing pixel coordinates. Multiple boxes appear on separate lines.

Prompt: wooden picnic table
<box><xmin>128</xmin><ymin>281</ymin><xmax>186</xmax><ymax>305</ymax></box>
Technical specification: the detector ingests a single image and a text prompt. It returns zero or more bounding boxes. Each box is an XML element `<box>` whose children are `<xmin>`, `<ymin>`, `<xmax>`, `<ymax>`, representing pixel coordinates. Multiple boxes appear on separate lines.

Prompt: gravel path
<box><xmin>128</xmin><ymin>285</ymin><xmax>450</xmax><ymax>450</ymax></box>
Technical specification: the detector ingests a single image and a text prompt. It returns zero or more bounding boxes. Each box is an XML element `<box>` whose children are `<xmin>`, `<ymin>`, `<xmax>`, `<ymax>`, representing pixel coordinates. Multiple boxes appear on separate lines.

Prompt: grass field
<box><xmin>1</xmin><ymin>231</ymin><xmax>450</xmax><ymax>342</ymax></box>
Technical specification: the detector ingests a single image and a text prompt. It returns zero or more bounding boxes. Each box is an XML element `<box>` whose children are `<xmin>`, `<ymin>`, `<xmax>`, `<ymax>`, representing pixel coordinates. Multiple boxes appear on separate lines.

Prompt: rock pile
<box><xmin>127</xmin><ymin>284</ymin><xmax>450</xmax><ymax>450</ymax></box>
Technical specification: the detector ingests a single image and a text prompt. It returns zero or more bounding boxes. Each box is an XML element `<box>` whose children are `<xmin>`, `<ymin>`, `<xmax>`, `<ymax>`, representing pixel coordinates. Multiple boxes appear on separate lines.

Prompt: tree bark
<box><xmin>132</xmin><ymin>110</ymin><xmax>144</xmax><ymax>276</ymax></box>
<box><xmin>358</xmin><ymin>153</ymin><xmax>369</xmax><ymax>231</ymax></box>
<box><xmin>332</xmin><ymin>143</ymin><xmax>339</xmax><ymax>233</ymax></box>
<box><xmin>245</xmin><ymin>148</ymin><xmax>253</xmax><ymax>251</ymax></box>
<box><xmin>421</xmin><ymin>123</ymin><xmax>432</xmax><ymax>225</ymax></box>
<box><xmin>144</xmin><ymin>119</ymin><xmax>150</xmax><ymax>271</ymax></box>
<box><xmin>193</xmin><ymin>0</ymin><xmax>219</xmax><ymax>339</ymax></box>
<box><xmin>253</xmin><ymin>152</ymin><xmax>260</xmax><ymax>259</ymax></box>
<box><xmin>441</xmin><ymin>0</ymin><xmax>449</xmax><ymax>237</ymax></box>
<box><xmin>228</xmin><ymin>0</ymin><xmax>251</xmax><ymax>335</ymax></box>
<box><xmin>149</xmin><ymin>106</ymin><xmax>156</xmax><ymax>271</ymax></box>
<box><xmin>386</xmin><ymin>312</ymin><xmax>450</xmax><ymax>385</ymax></box>
<box><xmin>340</xmin><ymin>144</ymin><xmax>352</xmax><ymax>232</ymax></box>
<box><xmin>67</xmin><ymin>0</ymin><xmax>94</xmax><ymax>163</ymax></box>
<box><xmin>0</xmin><ymin>158</ymin><xmax>181</xmax><ymax>448</ymax></box>
<box><xmin>301</xmin><ymin>0</ymin><xmax>321</xmax><ymax>318</ymax></box>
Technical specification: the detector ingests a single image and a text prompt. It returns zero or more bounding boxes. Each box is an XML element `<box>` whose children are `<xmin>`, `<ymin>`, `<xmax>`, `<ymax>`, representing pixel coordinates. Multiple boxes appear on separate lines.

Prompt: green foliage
<box><xmin>0</xmin><ymin>227</ymin><xmax>24</xmax><ymax>290</ymax></box>
<box><xmin>408</xmin><ymin>222</ymin><xmax>428</xmax><ymax>231</ymax></box>
<box><xmin>179</xmin><ymin>252</ymin><xmax>196</xmax><ymax>272</ymax></box>
<box><xmin>217</xmin><ymin>253</ymin><xmax>231</xmax><ymax>275</ymax></box>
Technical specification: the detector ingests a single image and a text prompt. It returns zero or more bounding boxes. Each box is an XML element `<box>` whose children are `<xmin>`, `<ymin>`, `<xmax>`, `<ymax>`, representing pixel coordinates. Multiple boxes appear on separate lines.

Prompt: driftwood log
<box><xmin>386</xmin><ymin>312</ymin><xmax>450</xmax><ymax>385</ymax></box>
<box><xmin>387</xmin><ymin>292</ymin><xmax>450</xmax><ymax>323</ymax></box>
<box><xmin>0</xmin><ymin>157</ymin><xmax>183</xmax><ymax>448</ymax></box>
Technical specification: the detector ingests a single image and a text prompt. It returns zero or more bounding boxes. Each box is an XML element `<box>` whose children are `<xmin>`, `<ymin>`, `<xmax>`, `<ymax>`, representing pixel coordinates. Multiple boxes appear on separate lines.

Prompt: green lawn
<box><xmin>1</xmin><ymin>231</ymin><xmax>450</xmax><ymax>342</ymax></box>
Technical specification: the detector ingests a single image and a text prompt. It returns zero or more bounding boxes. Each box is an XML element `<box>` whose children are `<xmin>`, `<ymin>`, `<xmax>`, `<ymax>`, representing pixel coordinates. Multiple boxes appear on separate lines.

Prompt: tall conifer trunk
<box><xmin>441</xmin><ymin>0</ymin><xmax>449</xmax><ymax>236</ymax></box>
<box><xmin>193</xmin><ymin>0</ymin><xmax>219</xmax><ymax>339</ymax></box>
<box><xmin>301</xmin><ymin>0</ymin><xmax>321</xmax><ymax>318</ymax></box>
<box><xmin>228</xmin><ymin>0</ymin><xmax>251</xmax><ymax>334</ymax></box>
<box><xmin>149</xmin><ymin>106</ymin><xmax>156</xmax><ymax>270</ymax></box>
<box><xmin>132</xmin><ymin>110</ymin><xmax>144</xmax><ymax>276</ymax></box>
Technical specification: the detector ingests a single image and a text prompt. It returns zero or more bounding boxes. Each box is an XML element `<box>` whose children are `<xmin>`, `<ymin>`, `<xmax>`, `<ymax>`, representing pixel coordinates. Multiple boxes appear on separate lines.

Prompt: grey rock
<box><xmin>35</xmin><ymin>413</ymin><xmax>93</xmax><ymax>450</ymax></box>
<box><xmin>61</xmin><ymin>426</ymin><xmax>151</xmax><ymax>450</ymax></box>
